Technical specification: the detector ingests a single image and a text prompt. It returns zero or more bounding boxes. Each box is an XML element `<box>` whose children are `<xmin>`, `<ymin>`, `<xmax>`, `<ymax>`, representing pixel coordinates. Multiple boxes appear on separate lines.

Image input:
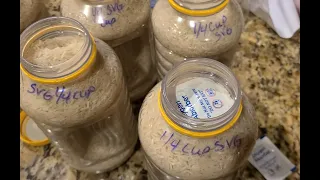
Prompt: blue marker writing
<box><xmin>27</xmin><ymin>83</ymin><xmax>96</xmax><ymax>104</ymax></box>
<box><xmin>193</xmin><ymin>15</ymin><xmax>233</xmax><ymax>41</ymax></box>
<box><xmin>159</xmin><ymin>131</ymin><xmax>242</xmax><ymax>156</ymax></box>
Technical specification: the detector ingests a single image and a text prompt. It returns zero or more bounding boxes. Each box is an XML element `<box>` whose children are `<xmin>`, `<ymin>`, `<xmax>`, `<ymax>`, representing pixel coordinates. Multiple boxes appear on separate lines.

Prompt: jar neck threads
<box><xmin>20</xmin><ymin>17</ymin><xmax>96</xmax><ymax>84</ymax></box>
<box><xmin>160</xmin><ymin>58</ymin><xmax>242</xmax><ymax>137</ymax></box>
<box><xmin>169</xmin><ymin>0</ymin><xmax>229</xmax><ymax>16</ymax></box>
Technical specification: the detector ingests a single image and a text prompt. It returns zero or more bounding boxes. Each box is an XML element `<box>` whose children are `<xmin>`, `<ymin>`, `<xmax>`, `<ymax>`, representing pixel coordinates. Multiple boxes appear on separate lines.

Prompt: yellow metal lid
<box><xmin>20</xmin><ymin>111</ymin><xmax>50</xmax><ymax>146</ymax></box>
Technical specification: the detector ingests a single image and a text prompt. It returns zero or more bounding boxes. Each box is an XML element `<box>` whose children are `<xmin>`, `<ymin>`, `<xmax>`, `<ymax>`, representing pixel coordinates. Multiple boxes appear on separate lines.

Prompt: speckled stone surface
<box><xmin>20</xmin><ymin>1</ymin><xmax>300</xmax><ymax>180</ymax></box>
<box><xmin>232</xmin><ymin>15</ymin><xmax>300</xmax><ymax>180</ymax></box>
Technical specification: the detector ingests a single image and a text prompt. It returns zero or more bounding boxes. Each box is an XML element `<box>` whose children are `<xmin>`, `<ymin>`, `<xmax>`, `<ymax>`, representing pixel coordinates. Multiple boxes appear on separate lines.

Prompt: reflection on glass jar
<box><xmin>139</xmin><ymin>58</ymin><xmax>258</xmax><ymax>180</ymax></box>
<box><xmin>152</xmin><ymin>0</ymin><xmax>244</xmax><ymax>80</ymax></box>
<box><xmin>20</xmin><ymin>17</ymin><xmax>137</xmax><ymax>173</ymax></box>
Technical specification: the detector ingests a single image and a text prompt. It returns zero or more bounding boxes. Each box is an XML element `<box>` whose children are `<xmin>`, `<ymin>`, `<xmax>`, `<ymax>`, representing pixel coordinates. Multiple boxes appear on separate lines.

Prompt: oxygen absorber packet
<box><xmin>175</xmin><ymin>77</ymin><xmax>234</xmax><ymax>119</ymax></box>
<box><xmin>248</xmin><ymin>136</ymin><xmax>296</xmax><ymax>180</ymax></box>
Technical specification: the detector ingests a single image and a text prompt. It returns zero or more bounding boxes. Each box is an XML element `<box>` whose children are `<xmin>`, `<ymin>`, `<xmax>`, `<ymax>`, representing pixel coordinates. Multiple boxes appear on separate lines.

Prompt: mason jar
<box><xmin>114</xmin><ymin>32</ymin><xmax>157</xmax><ymax>102</ymax></box>
<box><xmin>61</xmin><ymin>0</ymin><xmax>156</xmax><ymax>101</ymax></box>
<box><xmin>20</xmin><ymin>17</ymin><xmax>137</xmax><ymax>173</ymax></box>
<box><xmin>152</xmin><ymin>0</ymin><xmax>244</xmax><ymax>79</ymax></box>
<box><xmin>138</xmin><ymin>58</ymin><xmax>258</xmax><ymax>180</ymax></box>
<box><xmin>20</xmin><ymin>0</ymin><xmax>47</xmax><ymax>33</ymax></box>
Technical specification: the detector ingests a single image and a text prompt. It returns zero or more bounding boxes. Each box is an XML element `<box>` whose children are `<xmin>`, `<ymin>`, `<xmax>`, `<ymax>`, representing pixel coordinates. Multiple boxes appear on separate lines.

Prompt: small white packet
<box><xmin>248</xmin><ymin>136</ymin><xmax>296</xmax><ymax>180</ymax></box>
<box><xmin>175</xmin><ymin>77</ymin><xmax>235</xmax><ymax>119</ymax></box>
<box><xmin>243</xmin><ymin>0</ymin><xmax>300</xmax><ymax>38</ymax></box>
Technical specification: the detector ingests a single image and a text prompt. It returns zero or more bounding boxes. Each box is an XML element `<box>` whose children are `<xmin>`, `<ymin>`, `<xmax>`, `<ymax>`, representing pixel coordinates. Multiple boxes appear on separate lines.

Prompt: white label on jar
<box><xmin>248</xmin><ymin>136</ymin><xmax>296</xmax><ymax>180</ymax></box>
<box><xmin>175</xmin><ymin>77</ymin><xmax>234</xmax><ymax>119</ymax></box>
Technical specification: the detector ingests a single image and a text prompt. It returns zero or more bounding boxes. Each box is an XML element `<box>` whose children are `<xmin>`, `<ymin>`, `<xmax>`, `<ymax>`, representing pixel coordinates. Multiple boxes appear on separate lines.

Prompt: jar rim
<box><xmin>160</xmin><ymin>58</ymin><xmax>243</xmax><ymax>137</ymax></box>
<box><xmin>20</xmin><ymin>17</ymin><xmax>97</xmax><ymax>84</ymax></box>
<box><xmin>20</xmin><ymin>111</ymin><xmax>50</xmax><ymax>146</ymax></box>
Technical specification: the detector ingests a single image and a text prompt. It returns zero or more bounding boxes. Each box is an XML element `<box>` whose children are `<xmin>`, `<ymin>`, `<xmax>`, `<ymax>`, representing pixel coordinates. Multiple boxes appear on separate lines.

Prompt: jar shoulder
<box><xmin>139</xmin><ymin>84</ymin><xmax>258</xmax><ymax>143</ymax></box>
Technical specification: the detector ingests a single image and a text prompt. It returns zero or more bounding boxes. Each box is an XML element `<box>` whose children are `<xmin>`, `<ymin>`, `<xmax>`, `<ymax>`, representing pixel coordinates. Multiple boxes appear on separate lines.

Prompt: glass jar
<box><xmin>20</xmin><ymin>17</ymin><xmax>137</xmax><ymax>173</ymax></box>
<box><xmin>114</xmin><ymin>32</ymin><xmax>157</xmax><ymax>101</ymax></box>
<box><xmin>138</xmin><ymin>58</ymin><xmax>258</xmax><ymax>180</ymax></box>
<box><xmin>236</xmin><ymin>0</ymin><xmax>250</xmax><ymax>22</ymax></box>
<box><xmin>152</xmin><ymin>0</ymin><xmax>244</xmax><ymax>79</ymax></box>
<box><xmin>61</xmin><ymin>0</ymin><xmax>156</xmax><ymax>101</ymax></box>
<box><xmin>20</xmin><ymin>0</ymin><xmax>47</xmax><ymax>33</ymax></box>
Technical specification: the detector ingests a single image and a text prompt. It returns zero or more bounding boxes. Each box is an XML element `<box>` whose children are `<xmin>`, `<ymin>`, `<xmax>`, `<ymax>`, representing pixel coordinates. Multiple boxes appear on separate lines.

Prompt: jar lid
<box><xmin>20</xmin><ymin>111</ymin><xmax>50</xmax><ymax>146</ymax></box>
<box><xmin>168</xmin><ymin>0</ymin><xmax>229</xmax><ymax>16</ymax></box>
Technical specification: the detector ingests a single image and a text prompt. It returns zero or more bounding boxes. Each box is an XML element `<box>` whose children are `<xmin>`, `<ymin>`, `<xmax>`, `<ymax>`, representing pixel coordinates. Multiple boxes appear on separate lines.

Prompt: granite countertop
<box><xmin>20</xmin><ymin>1</ymin><xmax>300</xmax><ymax>180</ymax></box>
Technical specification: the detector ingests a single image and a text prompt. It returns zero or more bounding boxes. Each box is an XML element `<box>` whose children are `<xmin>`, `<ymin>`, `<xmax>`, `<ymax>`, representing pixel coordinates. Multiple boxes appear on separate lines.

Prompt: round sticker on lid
<box><xmin>20</xmin><ymin>111</ymin><xmax>49</xmax><ymax>146</ymax></box>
